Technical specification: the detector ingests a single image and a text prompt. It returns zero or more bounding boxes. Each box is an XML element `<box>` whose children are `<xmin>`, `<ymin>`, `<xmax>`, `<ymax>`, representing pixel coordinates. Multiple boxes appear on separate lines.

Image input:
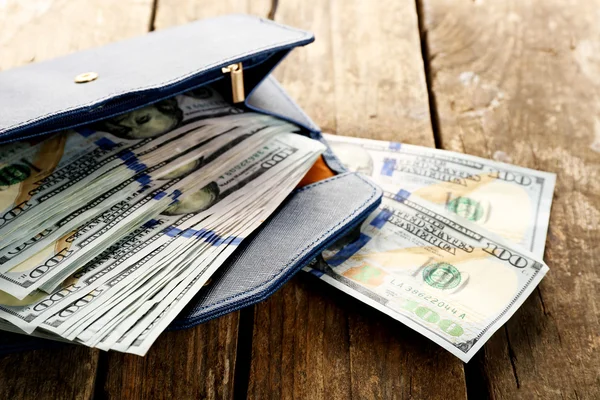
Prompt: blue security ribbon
<box><xmin>229</xmin><ymin>237</ymin><xmax>243</xmax><ymax>246</ymax></box>
<box><xmin>388</xmin><ymin>142</ymin><xmax>401</xmax><ymax>151</ymax></box>
<box><xmin>153</xmin><ymin>191</ymin><xmax>167</xmax><ymax>200</ymax></box>
<box><xmin>381</xmin><ymin>157</ymin><xmax>396</xmax><ymax>177</ymax></box>
<box><xmin>76</xmin><ymin>127</ymin><xmax>97</xmax><ymax>137</ymax></box>
<box><xmin>393</xmin><ymin>189</ymin><xmax>411</xmax><ymax>202</ymax></box>
<box><xmin>165</xmin><ymin>227</ymin><xmax>182</xmax><ymax>237</ymax></box>
<box><xmin>136</xmin><ymin>174</ymin><xmax>152</xmax><ymax>186</ymax></box>
<box><xmin>309</xmin><ymin>269</ymin><xmax>324</xmax><ymax>278</ymax></box>
<box><xmin>94</xmin><ymin>137</ymin><xmax>117</xmax><ymax>150</ymax></box>
<box><xmin>181</xmin><ymin>229</ymin><xmax>196</xmax><ymax>238</ymax></box>
<box><xmin>370</xmin><ymin>209</ymin><xmax>393</xmax><ymax>229</ymax></box>
<box><xmin>170</xmin><ymin>189</ymin><xmax>182</xmax><ymax>200</ymax></box>
<box><xmin>327</xmin><ymin>233</ymin><xmax>372</xmax><ymax>267</ymax></box>
<box><xmin>119</xmin><ymin>150</ymin><xmax>147</xmax><ymax>173</ymax></box>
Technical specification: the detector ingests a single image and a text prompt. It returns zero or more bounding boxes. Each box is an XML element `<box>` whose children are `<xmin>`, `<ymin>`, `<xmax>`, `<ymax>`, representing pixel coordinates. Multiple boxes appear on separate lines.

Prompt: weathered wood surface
<box><xmin>422</xmin><ymin>0</ymin><xmax>600</xmax><ymax>398</ymax></box>
<box><xmin>0</xmin><ymin>0</ymin><xmax>154</xmax><ymax>70</ymax></box>
<box><xmin>0</xmin><ymin>345</ymin><xmax>97</xmax><ymax>400</ymax></box>
<box><xmin>103</xmin><ymin>313</ymin><xmax>240</xmax><ymax>399</ymax></box>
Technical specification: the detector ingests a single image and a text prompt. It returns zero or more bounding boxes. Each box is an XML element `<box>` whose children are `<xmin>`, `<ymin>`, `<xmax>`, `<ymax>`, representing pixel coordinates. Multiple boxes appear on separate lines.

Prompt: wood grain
<box><xmin>0</xmin><ymin>0</ymin><xmax>154</xmax><ymax>70</ymax></box>
<box><xmin>248</xmin><ymin>274</ymin><xmax>467</xmax><ymax>400</ymax></box>
<box><xmin>271</xmin><ymin>0</ymin><xmax>435</xmax><ymax>145</ymax></box>
<box><xmin>422</xmin><ymin>0</ymin><xmax>600</xmax><ymax>398</ymax></box>
<box><xmin>153</xmin><ymin>0</ymin><xmax>271</xmax><ymax>30</ymax></box>
<box><xmin>0</xmin><ymin>1</ymin><xmax>154</xmax><ymax>399</ymax></box>
<box><xmin>246</xmin><ymin>1</ymin><xmax>467</xmax><ymax>399</ymax></box>
<box><xmin>0</xmin><ymin>345</ymin><xmax>98</xmax><ymax>400</ymax></box>
<box><xmin>102</xmin><ymin>313</ymin><xmax>240</xmax><ymax>400</ymax></box>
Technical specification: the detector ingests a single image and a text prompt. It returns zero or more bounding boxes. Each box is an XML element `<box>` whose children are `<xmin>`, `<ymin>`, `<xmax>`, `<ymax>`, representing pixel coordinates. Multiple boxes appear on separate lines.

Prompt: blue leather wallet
<box><xmin>0</xmin><ymin>14</ymin><xmax>382</xmax><ymax>355</ymax></box>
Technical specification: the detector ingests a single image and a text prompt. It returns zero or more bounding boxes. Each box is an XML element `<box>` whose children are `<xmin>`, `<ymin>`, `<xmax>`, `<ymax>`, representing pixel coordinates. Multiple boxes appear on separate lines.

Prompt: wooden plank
<box><xmin>249</xmin><ymin>275</ymin><xmax>467</xmax><ymax>399</ymax></box>
<box><xmin>0</xmin><ymin>345</ymin><xmax>98</xmax><ymax>400</ymax></box>
<box><xmin>421</xmin><ymin>0</ymin><xmax>600</xmax><ymax>398</ymax></box>
<box><xmin>100</xmin><ymin>2</ymin><xmax>270</xmax><ymax>399</ymax></box>
<box><xmin>271</xmin><ymin>0</ymin><xmax>435</xmax><ymax>145</ymax></box>
<box><xmin>0</xmin><ymin>0</ymin><xmax>154</xmax><ymax>70</ymax></box>
<box><xmin>102</xmin><ymin>313</ymin><xmax>240</xmax><ymax>399</ymax></box>
<box><xmin>0</xmin><ymin>1</ymin><xmax>154</xmax><ymax>399</ymax></box>
<box><xmin>153</xmin><ymin>0</ymin><xmax>271</xmax><ymax>29</ymax></box>
<box><xmin>246</xmin><ymin>1</ymin><xmax>468</xmax><ymax>399</ymax></box>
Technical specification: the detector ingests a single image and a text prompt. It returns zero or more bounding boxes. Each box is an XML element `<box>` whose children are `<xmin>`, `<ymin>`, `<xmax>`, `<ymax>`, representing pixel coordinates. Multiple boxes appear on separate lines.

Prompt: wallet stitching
<box><xmin>2</xmin><ymin>20</ymin><xmax>313</xmax><ymax>133</ymax></box>
<box><xmin>194</xmin><ymin>172</ymin><xmax>379</xmax><ymax>311</ymax></box>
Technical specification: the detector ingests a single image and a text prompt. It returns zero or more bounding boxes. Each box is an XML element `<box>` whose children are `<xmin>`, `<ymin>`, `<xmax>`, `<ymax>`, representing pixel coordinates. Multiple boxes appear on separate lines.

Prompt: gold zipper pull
<box><xmin>221</xmin><ymin>62</ymin><xmax>245</xmax><ymax>103</ymax></box>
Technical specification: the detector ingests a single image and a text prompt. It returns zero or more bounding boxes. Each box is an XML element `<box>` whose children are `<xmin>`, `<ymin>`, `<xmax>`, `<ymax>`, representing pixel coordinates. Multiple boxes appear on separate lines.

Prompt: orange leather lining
<box><xmin>296</xmin><ymin>156</ymin><xmax>336</xmax><ymax>188</ymax></box>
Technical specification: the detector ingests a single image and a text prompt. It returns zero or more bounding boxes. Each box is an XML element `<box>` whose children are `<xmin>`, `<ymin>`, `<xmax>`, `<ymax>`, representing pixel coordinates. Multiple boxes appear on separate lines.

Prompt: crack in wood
<box><xmin>91</xmin><ymin>351</ymin><xmax>108</xmax><ymax>400</ymax></box>
<box><xmin>415</xmin><ymin>0</ymin><xmax>443</xmax><ymax>149</ymax></box>
<box><xmin>233</xmin><ymin>307</ymin><xmax>255</xmax><ymax>400</ymax></box>
<box><xmin>504</xmin><ymin>325</ymin><xmax>521</xmax><ymax>389</ymax></box>
<box><xmin>268</xmin><ymin>0</ymin><xmax>279</xmax><ymax>20</ymax></box>
<box><xmin>537</xmin><ymin>287</ymin><xmax>550</xmax><ymax>317</ymax></box>
<box><xmin>148</xmin><ymin>0</ymin><xmax>159</xmax><ymax>32</ymax></box>
<box><xmin>464</xmin><ymin>349</ymin><xmax>492</xmax><ymax>400</ymax></box>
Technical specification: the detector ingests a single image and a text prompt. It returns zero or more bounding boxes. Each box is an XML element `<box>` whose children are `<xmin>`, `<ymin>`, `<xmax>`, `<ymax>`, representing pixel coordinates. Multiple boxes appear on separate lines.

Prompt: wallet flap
<box><xmin>247</xmin><ymin>77</ymin><xmax>348</xmax><ymax>174</ymax></box>
<box><xmin>246</xmin><ymin>76</ymin><xmax>321</xmax><ymax>133</ymax></box>
<box><xmin>0</xmin><ymin>14</ymin><xmax>313</xmax><ymax>142</ymax></box>
<box><xmin>170</xmin><ymin>172</ymin><xmax>382</xmax><ymax>329</ymax></box>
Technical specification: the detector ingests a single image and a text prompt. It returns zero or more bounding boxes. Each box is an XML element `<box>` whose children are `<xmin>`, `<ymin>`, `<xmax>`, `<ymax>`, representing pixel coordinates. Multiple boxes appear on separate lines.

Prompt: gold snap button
<box><xmin>74</xmin><ymin>72</ymin><xmax>98</xmax><ymax>83</ymax></box>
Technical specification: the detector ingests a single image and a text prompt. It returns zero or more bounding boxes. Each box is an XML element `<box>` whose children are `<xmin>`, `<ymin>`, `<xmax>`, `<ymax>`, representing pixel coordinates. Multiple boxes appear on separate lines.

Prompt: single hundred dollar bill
<box><xmin>323</xmin><ymin>134</ymin><xmax>556</xmax><ymax>257</ymax></box>
<box><xmin>306</xmin><ymin>190</ymin><xmax>549</xmax><ymax>362</ymax></box>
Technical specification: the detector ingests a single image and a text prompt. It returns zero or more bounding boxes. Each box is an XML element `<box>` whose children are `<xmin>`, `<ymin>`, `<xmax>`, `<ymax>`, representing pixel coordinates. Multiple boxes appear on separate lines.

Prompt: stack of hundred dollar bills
<box><xmin>305</xmin><ymin>134</ymin><xmax>556</xmax><ymax>362</ymax></box>
<box><xmin>0</xmin><ymin>87</ymin><xmax>325</xmax><ymax>355</ymax></box>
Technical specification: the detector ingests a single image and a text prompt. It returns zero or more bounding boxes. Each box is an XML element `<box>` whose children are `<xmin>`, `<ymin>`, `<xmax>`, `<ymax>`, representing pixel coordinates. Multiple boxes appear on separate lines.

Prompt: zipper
<box><xmin>221</xmin><ymin>62</ymin><xmax>245</xmax><ymax>103</ymax></box>
<box><xmin>169</xmin><ymin>192</ymin><xmax>381</xmax><ymax>330</ymax></box>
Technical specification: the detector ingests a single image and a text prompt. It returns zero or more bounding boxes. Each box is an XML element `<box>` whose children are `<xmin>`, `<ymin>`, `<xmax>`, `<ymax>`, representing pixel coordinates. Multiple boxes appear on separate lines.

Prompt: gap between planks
<box><xmin>415</xmin><ymin>0</ymin><xmax>443</xmax><ymax>150</ymax></box>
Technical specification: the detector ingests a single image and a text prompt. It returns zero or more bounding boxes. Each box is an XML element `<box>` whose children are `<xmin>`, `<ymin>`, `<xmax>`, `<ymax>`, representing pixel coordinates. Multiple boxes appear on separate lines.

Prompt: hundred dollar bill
<box><xmin>0</xmin><ymin>87</ymin><xmax>240</xmax><ymax>244</ymax></box>
<box><xmin>307</xmin><ymin>190</ymin><xmax>548</xmax><ymax>362</ymax></box>
<box><xmin>0</xmin><ymin>131</ymin><xmax>113</xmax><ymax>236</ymax></box>
<box><xmin>323</xmin><ymin>134</ymin><xmax>556</xmax><ymax>257</ymax></box>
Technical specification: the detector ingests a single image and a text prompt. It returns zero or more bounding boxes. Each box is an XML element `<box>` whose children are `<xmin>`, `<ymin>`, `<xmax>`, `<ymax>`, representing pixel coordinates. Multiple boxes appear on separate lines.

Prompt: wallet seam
<box><xmin>2</xmin><ymin>16</ymin><xmax>313</xmax><ymax>134</ymax></box>
<box><xmin>194</xmin><ymin>172</ymin><xmax>379</xmax><ymax>311</ymax></box>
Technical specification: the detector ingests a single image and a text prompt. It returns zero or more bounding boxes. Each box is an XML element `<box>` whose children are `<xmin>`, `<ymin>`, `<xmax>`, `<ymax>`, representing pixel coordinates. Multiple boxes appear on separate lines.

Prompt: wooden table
<box><xmin>1</xmin><ymin>0</ymin><xmax>599</xmax><ymax>398</ymax></box>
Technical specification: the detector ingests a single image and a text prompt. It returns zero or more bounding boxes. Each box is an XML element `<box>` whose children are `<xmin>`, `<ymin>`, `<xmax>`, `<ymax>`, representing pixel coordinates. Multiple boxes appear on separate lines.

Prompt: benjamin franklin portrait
<box><xmin>162</xmin><ymin>182</ymin><xmax>220</xmax><ymax>216</ymax></box>
<box><xmin>96</xmin><ymin>98</ymin><xmax>183</xmax><ymax>140</ymax></box>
